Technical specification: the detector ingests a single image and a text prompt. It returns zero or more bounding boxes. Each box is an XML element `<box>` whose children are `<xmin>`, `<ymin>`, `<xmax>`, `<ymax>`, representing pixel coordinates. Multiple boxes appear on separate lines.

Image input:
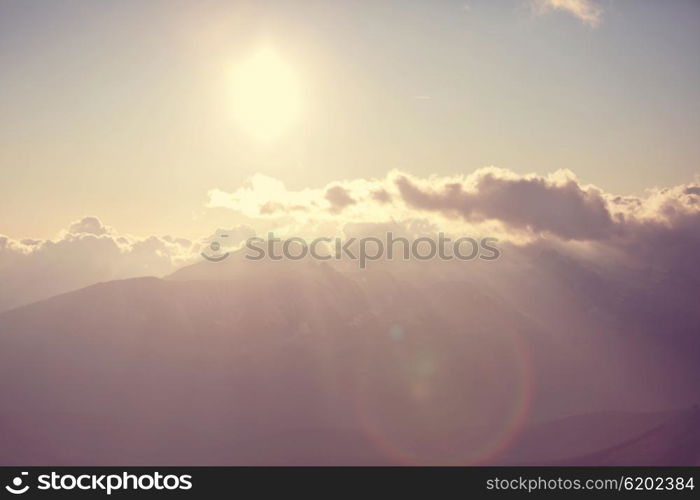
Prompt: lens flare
<box><xmin>352</xmin><ymin>324</ymin><xmax>534</xmax><ymax>465</ymax></box>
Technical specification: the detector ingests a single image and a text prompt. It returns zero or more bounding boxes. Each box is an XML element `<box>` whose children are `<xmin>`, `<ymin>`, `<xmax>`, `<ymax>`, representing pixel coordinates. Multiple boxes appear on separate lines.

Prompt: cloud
<box><xmin>532</xmin><ymin>0</ymin><xmax>603</xmax><ymax>27</ymax></box>
<box><xmin>207</xmin><ymin>174</ymin><xmax>322</xmax><ymax>219</ymax></box>
<box><xmin>0</xmin><ymin>217</ymin><xmax>200</xmax><ymax>313</ymax></box>
<box><xmin>395</xmin><ymin>168</ymin><xmax>613</xmax><ymax>240</ymax></box>
<box><xmin>67</xmin><ymin>216</ymin><xmax>109</xmax><ymax>235</ymax></box>
<box><xmin>325</xmin><ymin>186</ymin><xmax>357</xmax><ymax>214</ymax></box>
<box><xmin>6</xmin><ymin>172</ymin><xmax>699</xmax><ymax>320</ymax></box>
<box><xmin>207</xmin><ymin>167</ymin><xmax>700</xmax><ymax>243</ymax></box>
<box><xmin>371</xmin><ymin>189</ymin><xmax>393</xmax><ymax>204</ymax></box>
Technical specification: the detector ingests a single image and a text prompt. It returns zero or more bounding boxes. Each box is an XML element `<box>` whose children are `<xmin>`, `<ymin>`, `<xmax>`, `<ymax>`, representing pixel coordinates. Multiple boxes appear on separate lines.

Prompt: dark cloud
<box><xmin>371</xmin><ymin>189</ymin><xmax>392</xmax><ymax>204</ymax></box>
<box><xmin>395</xmin><ymin>171</ymin><xmax>614</xmax><ymax>240</ymax></box>
<box><xmin>325</xmin><ymin>185</ymin><xmax>357</xmax><ymax>214</ymax></box>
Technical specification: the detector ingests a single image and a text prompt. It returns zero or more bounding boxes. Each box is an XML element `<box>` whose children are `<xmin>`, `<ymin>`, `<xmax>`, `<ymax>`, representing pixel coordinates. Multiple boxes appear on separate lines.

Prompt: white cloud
<box><xmin>0</xmin><ymin>217</ymin><xmax>200</xmax><ymax>312</ymax></box>
<box><xmin>206</xmin><ymin>168</ymin><xmax>700</xmax><ymax>242</ymax></box>
<box><xmin>532</xmin><ymin>0</ymin><xmax>603</xmax><ymax>27</ymax></box>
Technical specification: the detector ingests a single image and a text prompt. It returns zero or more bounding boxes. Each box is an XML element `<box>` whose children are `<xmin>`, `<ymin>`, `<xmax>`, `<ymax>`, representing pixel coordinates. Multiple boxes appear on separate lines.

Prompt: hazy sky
<box><xmin>1</xmin><ymin>0</ymin><xmax>699</xmax><ymax>239</ymax></box>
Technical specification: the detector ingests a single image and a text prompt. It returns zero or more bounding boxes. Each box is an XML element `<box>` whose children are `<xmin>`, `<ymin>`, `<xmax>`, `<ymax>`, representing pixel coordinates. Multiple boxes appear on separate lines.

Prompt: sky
<box><xmin>1</xmin><ymin>0</ymin><xmax>699</xmax><ymax>239</ymax></box>
<box><xmin>3</xmin><ymin>1</ymin><xmax>700</xmax><ymax>467</ymax></box>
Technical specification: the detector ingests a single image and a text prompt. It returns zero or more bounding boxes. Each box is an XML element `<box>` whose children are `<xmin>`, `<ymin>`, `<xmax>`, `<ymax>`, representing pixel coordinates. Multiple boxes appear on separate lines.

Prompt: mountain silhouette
<box><xmin>0</xmin><ymin>256</ymin><xmax>697</xmax><ymax>465</ymax></box>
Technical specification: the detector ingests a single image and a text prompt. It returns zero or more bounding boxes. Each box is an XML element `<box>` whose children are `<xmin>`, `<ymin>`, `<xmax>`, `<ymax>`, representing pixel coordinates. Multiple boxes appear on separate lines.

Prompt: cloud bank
<box><xmin>0</xmin><ymin>217</ymin><xmax>254</xmax><ymax>313</ymax></box>
<box><xmin>3</xmin><ymin>168</ymin><xmax>699</xmax><ymax>318</ymax></box>
<box><xmin>207</xmin><ymin>167</ymin><xmax>700</xmax><ymax>244</ymax></box>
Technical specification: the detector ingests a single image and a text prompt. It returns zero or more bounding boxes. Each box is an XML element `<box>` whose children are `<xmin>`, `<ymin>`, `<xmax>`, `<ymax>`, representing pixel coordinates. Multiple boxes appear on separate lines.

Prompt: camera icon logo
<box><xmin>5</xmin><ymin>472</ymin><xmax>29</xmax><ymax>495</ymax></box>
<box><xmin>201</xmin><ymin>233</ymin><xmax>231</xmax><ymax>262</ymax></box>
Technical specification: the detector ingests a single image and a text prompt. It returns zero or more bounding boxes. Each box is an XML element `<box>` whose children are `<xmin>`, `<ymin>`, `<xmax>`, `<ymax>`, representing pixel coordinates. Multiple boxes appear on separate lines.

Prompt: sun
<box><xmin>230</xmin><ymin>48</ymin><xmax>301</xmax><ymax>141</ymax></box>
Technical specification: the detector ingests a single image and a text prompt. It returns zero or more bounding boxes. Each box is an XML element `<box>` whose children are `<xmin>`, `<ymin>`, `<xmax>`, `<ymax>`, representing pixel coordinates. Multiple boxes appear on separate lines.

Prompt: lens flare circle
<box><xmin>353</xmin><ymin>325</ymin><xmax>534</xmax><ymax>465</ymax></box>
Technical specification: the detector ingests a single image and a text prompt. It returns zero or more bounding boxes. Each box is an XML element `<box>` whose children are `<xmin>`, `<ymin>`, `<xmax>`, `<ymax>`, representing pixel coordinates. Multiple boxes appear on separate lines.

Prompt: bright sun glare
<box><xmin>231</xmin><ymin>48</ymin><xmax>301</xmax><ymax>141</ymax></box>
